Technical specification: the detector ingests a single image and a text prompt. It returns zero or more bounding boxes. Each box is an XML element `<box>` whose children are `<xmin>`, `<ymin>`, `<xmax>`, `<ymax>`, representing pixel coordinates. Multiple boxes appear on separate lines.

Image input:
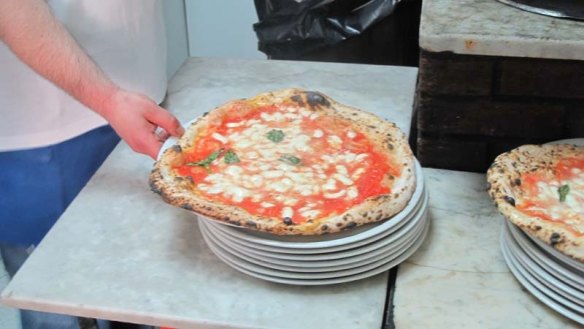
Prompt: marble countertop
<box><xmin>393</xmin><ymin>168</ymin><xmax>581</xmax><ymax>329</ymax></box>
<box><xmin>420</xmin><ymin>0</ymin><xmax>584</xmax><ymax>60</ymax></box>
<box><xmin>0</xmin><ymin>57</ymin><xmax>418</xmax><ymax>329</ymax></box>
<box><xmin>2</xmin><ymin>57</ymin><xmax>579</xmax><ymax>328</ymax></box>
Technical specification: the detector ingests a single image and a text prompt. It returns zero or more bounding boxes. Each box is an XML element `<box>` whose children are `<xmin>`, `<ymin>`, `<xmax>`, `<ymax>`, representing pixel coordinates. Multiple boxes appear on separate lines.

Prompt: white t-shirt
<box><xmin>0</xmin><ymin>0</ymin><xmax>167</xmax><ymax>151</ymax></box>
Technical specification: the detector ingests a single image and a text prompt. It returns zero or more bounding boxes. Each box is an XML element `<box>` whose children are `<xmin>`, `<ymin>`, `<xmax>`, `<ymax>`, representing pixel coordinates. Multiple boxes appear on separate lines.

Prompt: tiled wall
<box><xmin>412</xmin><ymin>50</ymin><xmax>584</xmax><ymax>172</ymax></box>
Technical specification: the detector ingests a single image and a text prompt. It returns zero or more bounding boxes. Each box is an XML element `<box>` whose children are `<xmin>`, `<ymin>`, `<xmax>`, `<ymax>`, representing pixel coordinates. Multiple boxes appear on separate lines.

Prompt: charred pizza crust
<box><xmin>487</xmin><ymin>144</ymin><xmax>584</xmax><ymax>262</ymax></box>
<box><xmin>150</xmin><ymin>88</ymin><xmax>415</xmax><ymax>235</ymax></box>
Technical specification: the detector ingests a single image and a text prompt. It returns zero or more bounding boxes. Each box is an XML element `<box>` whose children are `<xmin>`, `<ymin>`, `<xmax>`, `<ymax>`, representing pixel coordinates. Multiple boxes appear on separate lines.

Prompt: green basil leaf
<box><xmin>224</xmin><ymin>150</ymin><xmax>240</xmax><ymax>164</ymax></box>
<box><xmin>186</xmin><ymin>149</ymin><xmax>223</xmax><ymax>169</ymax></box>
<box><xmin>279</xmin><ymin>154</ymin><xmax>301</xmax><ymax>166</ymax></box>
<box><xmin>267</xmin><ymin>129</ymin><xmax>285</xmax><ymax>143</ymax></box>
<box><xmin>558</xmin><ymin>184</ymin><xmax>570</xmax><ymax>202</ymax></box>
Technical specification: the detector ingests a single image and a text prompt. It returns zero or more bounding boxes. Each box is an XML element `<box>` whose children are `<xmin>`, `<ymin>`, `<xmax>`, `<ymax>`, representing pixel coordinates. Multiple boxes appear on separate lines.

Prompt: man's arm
<box><xmin>0</xmin><ymin>0</ymin><xmax>183</xmax><ymax>158</ymax></box>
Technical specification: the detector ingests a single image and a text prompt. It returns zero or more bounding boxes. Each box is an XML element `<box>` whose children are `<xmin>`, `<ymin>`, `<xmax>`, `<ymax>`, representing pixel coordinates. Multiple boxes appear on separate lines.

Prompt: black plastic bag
<box><xmin>254</xmin><ymin>0</ymin><xmax>400</xmax><ymax>58</ymax></box>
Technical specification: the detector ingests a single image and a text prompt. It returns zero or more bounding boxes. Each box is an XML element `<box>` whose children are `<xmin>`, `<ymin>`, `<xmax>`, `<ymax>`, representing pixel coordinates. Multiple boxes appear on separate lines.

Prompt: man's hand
<box><xmin>0</xmin><ymin>0</ymin><xmax>183</xmax><ymax>159</ymax></box>
<box><xmin>103</xmin><ymin>89</ymin><xmax>184</xmax><ymax>159</ymax></box>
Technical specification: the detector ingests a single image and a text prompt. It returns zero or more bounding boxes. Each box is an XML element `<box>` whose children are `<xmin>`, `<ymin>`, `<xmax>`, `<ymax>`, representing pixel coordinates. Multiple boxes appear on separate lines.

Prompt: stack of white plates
<box><xmin>198</xmin><ymin>161</ymin><xmax>429</xmax><ymax>285</ymax></box>
<box><xmin>501</xmin><ymin>219</ymin><xmax>584</xmax><ymax>324</ymax></box>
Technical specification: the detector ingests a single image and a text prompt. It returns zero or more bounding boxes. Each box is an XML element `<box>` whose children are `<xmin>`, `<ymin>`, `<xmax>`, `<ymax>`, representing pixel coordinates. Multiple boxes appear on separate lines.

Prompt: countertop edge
<box><xmin>420</xmin><ymin>35</ymin><xmax>584</xmax><ymax>61</ymax></box>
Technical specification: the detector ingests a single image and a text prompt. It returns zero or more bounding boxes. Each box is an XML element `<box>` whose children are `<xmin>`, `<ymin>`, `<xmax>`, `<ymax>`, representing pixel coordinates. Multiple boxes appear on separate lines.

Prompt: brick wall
<box><xmin>412</xmin><ymin>50</ymin><xmax>584</xmax><ymax>172</ymax></box>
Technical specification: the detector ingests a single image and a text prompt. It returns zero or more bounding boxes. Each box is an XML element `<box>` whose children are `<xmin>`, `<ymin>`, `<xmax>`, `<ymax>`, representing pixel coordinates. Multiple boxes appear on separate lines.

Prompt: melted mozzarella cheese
<box><xmin>522</xmin><ymin>168</ymin><xmax>584</xmax><ymax>234</ymax></box>
<box><xmin>212</xmin><ymin>133</ymin><xmax>228</xmax><ymax>144</ymax></box>
<box><xmin>194</xmin><ymin>105</ymin><xmax>378</xmax><ymax>221</ymax></box>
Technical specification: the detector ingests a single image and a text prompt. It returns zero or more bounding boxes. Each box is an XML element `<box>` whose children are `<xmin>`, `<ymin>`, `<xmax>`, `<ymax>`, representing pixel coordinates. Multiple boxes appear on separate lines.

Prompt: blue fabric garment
<box><xmin>0</xmin><ymin>125</ymin><xmax>120</xmax><ymax>246</ymax></box>
<box><xmin>0</xmin><ymin>125</ymin><xmax>154</xmax><ymax>328</ymax></box>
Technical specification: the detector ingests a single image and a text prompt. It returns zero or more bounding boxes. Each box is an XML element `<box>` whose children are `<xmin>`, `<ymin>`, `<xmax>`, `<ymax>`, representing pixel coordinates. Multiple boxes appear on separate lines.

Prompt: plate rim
<box><xmin>524</xmin><ymin>231</ymin><xmax>584</xmax><ymax>274</ymax></box>
<box><xmin>203</xmin><ymin>222</ymin><xmax>421</xmax><ymax>279</ymax></box>
<box><xmin>504</xmin><ymin>222</ymin><xmax>584</xmax><ymax>308</ymax></box>
<box><xmin>200</xmin><ymin>206</ymin><xmax>429</xmax><ymax>272</ymax></box>
<box><xmin>201</xmin><ymin>217</ymin><xmax>427</xmax><ymax>277</ymax></box>
<box><xmin>202</xmin><ymin>188</ymin><xmax>429</xmax><ymax>256</ymax></box>
<box><xmin>203</xmin><ymin>218</ymin><xmax>431</xmax><ymax>286</ymax></box>
<box><xmin>501</xmin><ymin>224</ymin><xmax>584</xmax><ymax>324</ymax></box>
<box><xmin>506</xmin><ymin>220</ymin><xmax>584</xmax><ymax>290</ymax></box>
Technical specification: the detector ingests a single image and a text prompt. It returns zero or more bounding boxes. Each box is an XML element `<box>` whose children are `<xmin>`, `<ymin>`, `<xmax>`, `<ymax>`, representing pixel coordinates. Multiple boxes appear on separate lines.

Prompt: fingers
<box><xmin>147</xmin><ymin>143</ymin><xmax>162</xmax><ymax>160</ymax></box>
<box><xmin>126</xmin><ymin>121</ymin><xmax>163</xmax><ymax>160</ymax></box>
<box><xmin>142</xmin><ymin>132</ymin><xmax>163</xmax><ymax>160</ymax></box>
<box><xmin>109</xmin><ymin>93</ymin><xmax>183</xmax><ymax>159</ymax></box>
<box><xmin>144</xmin><ymin>105</ymin><xmax>184</xmax><ymax>137</ymax></box>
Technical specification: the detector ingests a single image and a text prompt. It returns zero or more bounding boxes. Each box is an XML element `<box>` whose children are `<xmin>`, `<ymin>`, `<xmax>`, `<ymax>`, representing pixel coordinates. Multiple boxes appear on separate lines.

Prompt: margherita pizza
<box><xmin>487</xmin><ymin>143</ymin><xmax>584</xmax><ymax>261</ymax></box>
<box><xmin>150</xmin><ymin>88</ymin><xmax>415</xmax><ymax>235</ymax></box>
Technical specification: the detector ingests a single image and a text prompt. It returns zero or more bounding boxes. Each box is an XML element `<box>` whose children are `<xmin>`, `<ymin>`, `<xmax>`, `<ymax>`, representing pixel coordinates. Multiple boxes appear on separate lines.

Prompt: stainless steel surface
<box><xmin>497</xmin><ymin>0</ymin><xmax>584</xmax><ymax>20</ymax></box>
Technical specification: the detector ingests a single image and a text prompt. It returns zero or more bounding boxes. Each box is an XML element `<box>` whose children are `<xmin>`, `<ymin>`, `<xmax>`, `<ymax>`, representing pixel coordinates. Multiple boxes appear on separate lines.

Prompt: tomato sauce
<box><xmin>174</xmin><ymin>102</ymin><xmax>398</xmax><ymax>223</ymax></box>
<box><xmin>516</xmin><ymin>156</ymin><xmax>584</xmax><ymax>236</ymax></box>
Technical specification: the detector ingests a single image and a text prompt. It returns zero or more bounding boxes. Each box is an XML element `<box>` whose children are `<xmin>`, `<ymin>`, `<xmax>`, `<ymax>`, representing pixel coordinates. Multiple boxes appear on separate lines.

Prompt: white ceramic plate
<box><xmin>203</xmin><ymin>222</ymin><xmax>424</xmax><ymax>280</ymax></box>
<box><xmin>506</xmin><ymin>220</ymin><xmax>584</xmax><ymax>291</ymax></box>
<box><xmin>201</xmin><ymin>189</ymin><xmax>429</xmax><ymax>261</ymax></box>
<box><xmin>201</xmin><ymin>214</ymin><xmax>426</xmax><ymax>276</ymax></box>
<box><xmin>202</xmin><ymin>218</ymin><xmax>430</xmax><ymax>285</ymax></box>
<box><xmin>202</xmin><ymin>189</ymin><xmax>423</xmax><ymax>255</ymax></box>
<box><xmin>501</xmin><ymin>224</ymin><xmax>584</xmax><ymax>324</ymax></box>
<box><xmin>204</xmin><ymin>203</ymin><xmax>428</xmax><ymax>267</ymax></box>
<box><xmin>200</xmin><ymin>206</ymin><xmax>428</xmax><ymax>272</ymax></box>
<box><xmin>509</xmin><ymin>243</ymin><xmax>584</xmax><ymax>309</ymax></box>
<box><xmin>201</xmin><ymin>161</ymin><xmax>425</xmax><ymax>252</ymax></box>
<box><xmin>502</xmin><ymin>238</ymin><xmax>584</xmax><ymax>324</ymax></box>
<box><xmin>524</xmin><ymin>232</ymin><xmax>584</xmax><ymax>276</ymax></box>
<box><xmin>504</xmin><ymin>222</ymin><xmax>584</xmax><ymax>308</ymax></box>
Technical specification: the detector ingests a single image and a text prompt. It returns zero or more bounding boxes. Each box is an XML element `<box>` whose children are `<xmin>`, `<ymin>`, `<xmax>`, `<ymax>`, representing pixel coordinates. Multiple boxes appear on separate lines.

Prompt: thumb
<box><xmin>145</xmin><ymin>106</ymin><xmax>184</xmax><ymax>137</ymax></box>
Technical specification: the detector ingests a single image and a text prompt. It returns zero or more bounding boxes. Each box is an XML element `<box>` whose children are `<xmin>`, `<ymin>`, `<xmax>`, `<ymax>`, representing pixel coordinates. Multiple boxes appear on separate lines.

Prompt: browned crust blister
<box><xmin>150</xmin><ymin>88</ymin><xmax>416</xmax><ymax>236</ymax></box>
<box><xmin>486</xmin><ymin>144</ymin><xmax>584</xmax><ymax>262</ymax></box>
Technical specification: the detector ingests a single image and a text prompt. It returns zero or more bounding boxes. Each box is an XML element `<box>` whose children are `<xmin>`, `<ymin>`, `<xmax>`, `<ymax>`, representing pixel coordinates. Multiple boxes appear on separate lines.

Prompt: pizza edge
<box><xmin>486</xmin><ymin>144</ymin><xmax>584</xmax><ymax>262</ymax></box>
<box><xmin>150</xmin><ymin>88</ymin><xmax>416</xmax><ymax>235</ymax></box>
